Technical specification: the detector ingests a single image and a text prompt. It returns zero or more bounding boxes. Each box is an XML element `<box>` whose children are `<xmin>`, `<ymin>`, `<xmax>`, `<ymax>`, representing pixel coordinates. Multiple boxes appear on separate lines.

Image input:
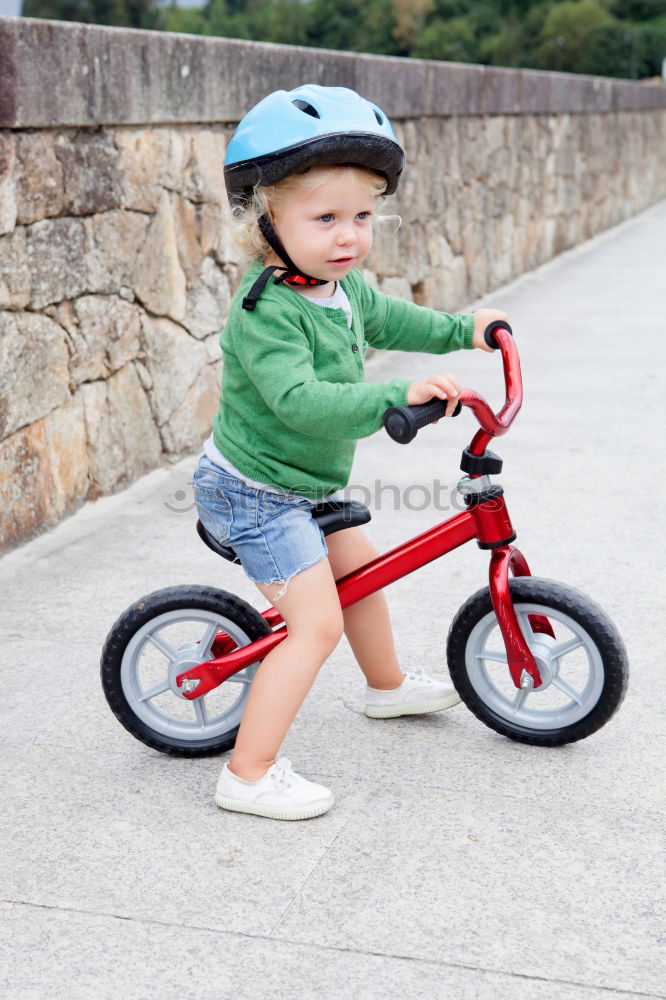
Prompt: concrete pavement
<box><xmin>1</xmin><ymin>199</ymin><xmax>665</xmax><ymax>1000</ymax></box>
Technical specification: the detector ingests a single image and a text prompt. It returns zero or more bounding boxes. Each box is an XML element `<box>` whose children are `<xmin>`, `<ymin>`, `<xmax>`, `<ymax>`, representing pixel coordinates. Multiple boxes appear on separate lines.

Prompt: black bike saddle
<box><xmin>196</xmin><ymin>499</ymin><xmax>372</xmax><ymax>565</ymax></box>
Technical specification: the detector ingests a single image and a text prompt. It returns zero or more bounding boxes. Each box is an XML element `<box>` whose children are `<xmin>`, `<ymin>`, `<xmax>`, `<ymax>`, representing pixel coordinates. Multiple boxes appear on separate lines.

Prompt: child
<box><xmin>192</xmin><ymin>84</ymin><xmax>507</xmax><ymax>820</ymax></box>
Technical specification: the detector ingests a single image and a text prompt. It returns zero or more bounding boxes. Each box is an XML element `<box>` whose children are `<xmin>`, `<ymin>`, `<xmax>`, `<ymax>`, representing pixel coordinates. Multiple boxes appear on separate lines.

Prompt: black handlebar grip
<box><xmin>383</xmin><ymin>398</ymin><xmax>462</xmax><ymax>444</ymax></box>
<box><xmin>484</xmin><ymin>320</ymin><xmax>513</xmax><ymax>350</ymax></box>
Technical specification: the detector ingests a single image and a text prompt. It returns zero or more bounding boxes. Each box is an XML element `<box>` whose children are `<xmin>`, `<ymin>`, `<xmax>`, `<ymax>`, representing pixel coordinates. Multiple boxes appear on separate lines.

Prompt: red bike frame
<box><xmin>177</xmin><ymin>329</ymin><xmax>552</xmax><ymax>701</ymax></box>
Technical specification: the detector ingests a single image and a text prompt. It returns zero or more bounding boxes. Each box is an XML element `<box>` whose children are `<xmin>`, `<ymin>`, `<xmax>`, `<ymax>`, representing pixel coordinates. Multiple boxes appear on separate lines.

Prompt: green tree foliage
<box><xmin>578</xmin><ymin>22</ymin><xmax>651</xmax><ymax>76</ymax></box>
<box><xmin>22</xmin><ymin>0</ymin><xmax>162</xmax><ymax>28</ymax></box>
<box><xmin>22</xmin><ymin>0</ymin><xmax>666</xmax><ymax>78</ymax></box>
<box><xmin>163</xmin><ymin>3</ymin><xmax>206</xmax><ymax>33</ymax></box>
<box><xmin>413</xmin><ymin>17</ymin><xmax>477</xmax><ymax>61</ymax></box>
<box><xmin>538</xmin><ymin>0</ymin><xmax>615</xmax><ymax>71</ymax></box>
<box><xmin>638</xmin><ymin>14</ymin><xmax>666</xmax><ymax>73</ymax></box>
<box><xmin>481</xmin><ymin>3</ymin><xmax>552</xmax><ymax>69</ymax></box>
<box><xmin>607</xmin><ymin>0</ymin><xmax>666</xmax><ymax>18</ymax></box>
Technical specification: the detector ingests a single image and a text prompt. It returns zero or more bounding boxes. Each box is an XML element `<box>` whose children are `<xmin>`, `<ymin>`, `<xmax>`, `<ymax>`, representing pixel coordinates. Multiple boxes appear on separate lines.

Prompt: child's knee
<box><xmin>318</xmin><ymin>607</ymin><xmax>345</xmax><ymax>653</ymax></box>
<box><xmin>293</xmin><ymin>605</ymin><xmax>343</xmax><ymax>654</ymax></box>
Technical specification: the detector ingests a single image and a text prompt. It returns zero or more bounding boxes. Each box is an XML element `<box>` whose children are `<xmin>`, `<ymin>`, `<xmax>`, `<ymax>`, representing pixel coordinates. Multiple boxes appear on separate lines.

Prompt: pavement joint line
<box><xmin>265</xmin><ymin>807</ymin><xmax>363</xmax><ymax>938</ymax></box>
<box><xmin>2</xmin><ymin>897</ymin><xmax>662</xmax><ymax>998</ymax></box>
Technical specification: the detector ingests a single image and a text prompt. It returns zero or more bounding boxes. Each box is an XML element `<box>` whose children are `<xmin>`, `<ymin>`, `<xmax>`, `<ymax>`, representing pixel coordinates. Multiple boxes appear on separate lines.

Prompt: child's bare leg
<box><xmin>326</xmin><ymin>527</ymin><xmax>404</xmax><ymax>690</ymax></box>
<box><xmin>229</xmin><ymin>558</ymin><xmax>343</xmax><ymax>781</ymax></box>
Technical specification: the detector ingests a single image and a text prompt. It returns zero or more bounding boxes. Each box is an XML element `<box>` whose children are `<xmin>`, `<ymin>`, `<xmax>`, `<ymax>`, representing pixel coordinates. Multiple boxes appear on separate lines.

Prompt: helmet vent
<box><xmin>292</xmin><ymin>99</ymin><xmax>321</xmax><ymax>119</ymax></box>
<box><xmin>373</xmin><ymin>109</ymin><xmax>384</xmax><ymax>125</ymax></box>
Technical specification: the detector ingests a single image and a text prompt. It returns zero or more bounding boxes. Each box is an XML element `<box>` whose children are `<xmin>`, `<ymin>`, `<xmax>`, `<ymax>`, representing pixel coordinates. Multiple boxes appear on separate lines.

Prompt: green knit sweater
<box><xmin>212</xmin><ymin>262</ymin><xmax>475</xmax><ymax>498</ymax></box>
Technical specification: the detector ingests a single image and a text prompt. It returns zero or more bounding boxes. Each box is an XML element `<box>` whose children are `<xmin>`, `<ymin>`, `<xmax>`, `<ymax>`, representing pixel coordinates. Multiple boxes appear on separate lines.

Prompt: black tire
<box><xmin>447</xmin><ymin>577</ymin><xmax>629</xmax><ymax>746</ymax></box>
<box><xmin>101</xmin><ymin>586</ymin><xmax>271</xmax><ymax>757</ymax></box>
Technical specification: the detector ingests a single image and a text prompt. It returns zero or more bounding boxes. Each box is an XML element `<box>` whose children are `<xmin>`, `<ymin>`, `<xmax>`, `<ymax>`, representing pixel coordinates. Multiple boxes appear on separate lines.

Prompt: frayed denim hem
<box><xmin>246</xmin><ymin>549</ymin><xmax>329</xmax><ymax>602</ymax></box>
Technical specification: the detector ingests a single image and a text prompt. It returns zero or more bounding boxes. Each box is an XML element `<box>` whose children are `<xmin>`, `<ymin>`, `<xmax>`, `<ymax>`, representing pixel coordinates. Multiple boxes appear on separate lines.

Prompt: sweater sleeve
<box><xmin>355</xmin><ymin>276</ymin><xmax>475</xmax><ymax>354</ymax></box>
<box><xmin>232</xmin><ymin>308</ymin><xmax>411</xmax><ymax>441</ymax></box>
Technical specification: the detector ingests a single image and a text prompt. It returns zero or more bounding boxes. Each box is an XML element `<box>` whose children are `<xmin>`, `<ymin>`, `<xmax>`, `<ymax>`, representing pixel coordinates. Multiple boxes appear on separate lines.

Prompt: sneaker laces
<box><xmin>272</xmin><ymin>755</ymin><xmax>294</xmax><ymax>790</ymax></box>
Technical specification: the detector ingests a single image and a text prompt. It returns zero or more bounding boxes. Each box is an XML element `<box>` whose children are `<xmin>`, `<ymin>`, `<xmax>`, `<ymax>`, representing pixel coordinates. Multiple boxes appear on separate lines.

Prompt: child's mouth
<box><xmin>329</xmin><ymin>256</ymin><xmax>354</xmax><ymax>266</ymax></box>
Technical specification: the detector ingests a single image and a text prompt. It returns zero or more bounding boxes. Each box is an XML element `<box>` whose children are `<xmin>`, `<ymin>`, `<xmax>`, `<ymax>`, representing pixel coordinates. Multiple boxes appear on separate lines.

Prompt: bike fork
<box><xmin>489</xmin><ymin>545</ymin><xmax>555</xmax><ymax>689</ymax></box>
<box><xmin>462</xmin><ymin>475</ymin><xmax>554</xmax><ymax>690</ymax></box>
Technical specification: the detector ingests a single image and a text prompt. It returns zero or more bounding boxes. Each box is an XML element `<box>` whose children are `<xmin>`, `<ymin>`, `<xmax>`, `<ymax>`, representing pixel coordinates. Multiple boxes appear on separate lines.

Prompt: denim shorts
<box><xmin>192</xmin><ymin>454</ymin><xmax>329</xmax><ymax>588</ymax></box>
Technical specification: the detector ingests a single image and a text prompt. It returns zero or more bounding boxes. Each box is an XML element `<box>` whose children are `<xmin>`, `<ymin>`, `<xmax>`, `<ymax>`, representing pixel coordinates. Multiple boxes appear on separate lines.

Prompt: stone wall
<box><xmin>1</xmin><ymin>18</ymin><xmax>665</xmax><ymax>550</ymax></box>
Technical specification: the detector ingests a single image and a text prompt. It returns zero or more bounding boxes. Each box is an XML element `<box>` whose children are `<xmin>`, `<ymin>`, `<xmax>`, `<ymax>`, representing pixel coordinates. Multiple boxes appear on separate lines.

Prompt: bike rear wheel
<box><xmin>447</xmin><ymin>577</ymin><xmax>628</xmax><ymax>746</ymax></box>
<box><xmin>101</xmin><ymin>586</ymin><xmax>270</xmax><ymax>756</ymax></box>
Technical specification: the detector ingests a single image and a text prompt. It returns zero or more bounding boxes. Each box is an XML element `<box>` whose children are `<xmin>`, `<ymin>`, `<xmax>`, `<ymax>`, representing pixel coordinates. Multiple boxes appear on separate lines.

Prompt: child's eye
<box><xmin>318</xmin><ymin>213</ymin><xmax>334</xmax><ymax>223</ymax></box>
<box><xmin>356</xmin><ymin>211</ymin><xmax>372</xmax><ymax>221</ymax></box>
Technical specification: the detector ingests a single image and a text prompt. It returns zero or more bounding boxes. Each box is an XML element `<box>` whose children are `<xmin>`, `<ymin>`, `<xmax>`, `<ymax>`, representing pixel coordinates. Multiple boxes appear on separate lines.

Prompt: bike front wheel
<box><xmin>101</xmin><ymin>586</ymin><xmax>271</xmax><ymax>756</ymax></box>
<box><xmin>446</xmin><ymin>577</ymin><xmax>629</xmax><ymax>746</ymax></box>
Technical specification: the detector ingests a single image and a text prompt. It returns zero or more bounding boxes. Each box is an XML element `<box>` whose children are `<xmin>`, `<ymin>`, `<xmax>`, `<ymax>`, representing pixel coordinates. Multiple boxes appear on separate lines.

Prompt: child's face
<box><xmin>269</xmin><ymin>169</ymin><xmax>377</xmax><ymax>283</ymax></box>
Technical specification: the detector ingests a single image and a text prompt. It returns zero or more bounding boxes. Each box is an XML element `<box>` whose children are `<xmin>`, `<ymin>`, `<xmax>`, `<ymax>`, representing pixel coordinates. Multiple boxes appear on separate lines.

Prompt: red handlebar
<box><xmin>462</xmin><ymin>328</ymin><xmax>523</xmax><ymax>456</ymax></box>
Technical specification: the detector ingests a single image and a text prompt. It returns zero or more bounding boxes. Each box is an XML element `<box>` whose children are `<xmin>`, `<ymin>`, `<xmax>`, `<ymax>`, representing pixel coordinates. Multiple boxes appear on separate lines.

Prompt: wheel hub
<box><xmin>528</xmin><ymin>638</ymin><xmax>558</xmax><ymax>690</ymax></box>
<box><xmin>169</xmin><ymin>645</ymin><xmax>207</xmax><ymax>698</ymax></box>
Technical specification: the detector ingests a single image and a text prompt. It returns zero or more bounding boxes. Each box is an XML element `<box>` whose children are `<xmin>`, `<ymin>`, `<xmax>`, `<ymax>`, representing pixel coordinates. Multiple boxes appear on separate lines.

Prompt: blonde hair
<box><xmin>229</xmin><ymin>164</ymin><xmax>391</xmax><ymax>263</ymax></box>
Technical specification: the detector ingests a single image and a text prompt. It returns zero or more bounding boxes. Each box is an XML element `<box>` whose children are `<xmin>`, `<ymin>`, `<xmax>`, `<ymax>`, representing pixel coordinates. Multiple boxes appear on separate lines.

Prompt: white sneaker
<box><xmin>215</xmin><ymin>756</ymin><xmax>334</xmax><ymax>820</ymax></box>
<box><xmin>364</xmin><ymin>669</ymin><xmax>461</xmax><ymax>718</ymax></box>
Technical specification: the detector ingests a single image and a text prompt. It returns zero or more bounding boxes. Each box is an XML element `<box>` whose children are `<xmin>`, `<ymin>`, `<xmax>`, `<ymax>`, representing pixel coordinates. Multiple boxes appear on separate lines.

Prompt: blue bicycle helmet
<box><xmin>226</xmin><ymin>85</ymin><xmax>404</xmax><ymax>309</ymax></box>
<box><xmin>224</xmin><ymin>84</ymin><xmax>404</xmax><ymax>205</ymax></box>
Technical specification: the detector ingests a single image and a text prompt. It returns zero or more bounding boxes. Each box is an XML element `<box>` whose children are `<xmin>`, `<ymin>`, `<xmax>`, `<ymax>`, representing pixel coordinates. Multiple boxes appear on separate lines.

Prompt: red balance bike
<box><xmin>101</xmin><ymin>322</ymin><xmax>629</xmax><ymax>754</ymax></box>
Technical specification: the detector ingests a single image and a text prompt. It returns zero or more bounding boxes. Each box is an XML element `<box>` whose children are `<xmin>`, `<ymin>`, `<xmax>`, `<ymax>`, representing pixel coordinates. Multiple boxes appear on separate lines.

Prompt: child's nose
<box><xmin>336</xmin><ymin>224</ymin><xmax>354</xmax><ymax>245</ymax></box>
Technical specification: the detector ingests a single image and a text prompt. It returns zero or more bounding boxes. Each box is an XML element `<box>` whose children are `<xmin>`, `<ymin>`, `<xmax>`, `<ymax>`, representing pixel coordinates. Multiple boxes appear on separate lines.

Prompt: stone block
<box><xmin>66</xmin><ymin>295</ymin><xmax>142</xmax><ymax>386</ymax></box>
<box><xmin>481</xmin><ymin>67</ymin><xmax>521</xmax><ymax>115</ymax></box>
<box><xmin>0</xmin><ymin>420</ymin><xmax>52</xmax><ymax>550</ymax></box>
<box><xmin>15</xmin><ymin>131</ymin><xmax>64</xmax><ymax>225</ymax></box>
<box><xmin>379</xmin><ymin>276</ymin><xmax>412</xmax><ymax>302</ymax></box>
<box><xmin>85</xmin><ymin>209</ymin><xmax>150</xmax><ymax>295</ymax></box>
<box><xmin>184</xmin><ymin>256</ymin><xmax>231</xmax><ymax>340</ymax></box>
<box><xmin>517</xmin><ymin>69</ymin><xmax>552</xmax><ymax>116</ymax></box>
<box><xmin>213</xmin><ymin>214</ymin><xmax>243</xmax><ymax>273</ymax></box>
<box><xmin>491</xmin><ymin>214</ymin><xmax>515</xmax><ymax>288</ymax></box>
<box><xmin>182</xmin><ymin>128</ymin><xmax>226</xmax><ymax>206</ymax></box>
<box><xmin>462</xmin><ymin>219</ymin><xmax>490</xmax><ymax>299</ymax></box>
<box><xmin>25</xmin><ymin>217</ymin><xmax>88</xmax><ymax>308</ymax></box>
<box><xmin>0</xmin><ymin>311</ymin><xmax>69</xmax><ymax>438</ymax></box>
<box><xmin>114</xmin><ymin>126</ymin><xmax>186</xmax><ymax>213</ymax></box>
<box><xmin>0</xmin><ymin>132</ymin><xmax>16</xmax><ymax>235</ymax></box>
<box><xmin>426</xmin><ymin>230</ymin><xmax>468</xmax><ymax>310</ymax></box>
<box><xmin>81</xmin><ymin>362</ymin><xmax>162</xmax><ymax>498</ymax></box>
<box><xmin>538</xmin><ymin>216</ymin><xmax>558</xmax><ymax>263</ymax></box>
<box><xmin>160</xmin><ymin>362</ymin><xmax>220</xmax><ymax>455</ymax></box>
<box><xmin>172</xmin><ymin>193</ymin><xmax>203</xmax><ymax>287</ymax></box>
<box><xmin>204</xmin><ymin>332</ymin><xmax>222</xmax><ymax>364</ymax></box>
<box><xmin>197</xmin><ymin>202</ymin><xmax>224</xmax><ymax>260</ymax></box>
<box><xmin>400</xmin><ymin>221</ymin><xmax>430</xmax><ymax>288</ymax></box>
<box><xmin>133</xmin><ymin>190</ymin><xmax>186</xmax><ymax>322</ymax></box>
<box><xmin>0</xmin><ymin>228</ymin><xmax>30</xmax><ymax>309</ymax></box>
<box><xmin>55</xmin><ymin>130</ymin><xmax>121</xmax><ymax>216</ymax></box>
<box><xmin>141</xmin><ymin>314</ymin><xmax>208</xmax><ymax>429</ymax></box>
<box><xmin>42</xmin><ymin>394</ymin><xmax>89</xmax><ymax>517</ymax></box>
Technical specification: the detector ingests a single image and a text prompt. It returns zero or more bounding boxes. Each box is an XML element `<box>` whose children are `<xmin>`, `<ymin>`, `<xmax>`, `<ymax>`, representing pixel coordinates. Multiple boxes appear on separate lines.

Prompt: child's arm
<box><xmin>233</xmin><ymin>309</ymin><xmax>411</xmax><ymax>440</ymax></box>
<box><xmin>355</xmin><ymin>274</ymin><xmax>506</xmax><ymax>355</ymax></box>
<box><xmin>402</xmin><ymin>311</ymin><xmax>509</xmax><ymax>415</ymax></box>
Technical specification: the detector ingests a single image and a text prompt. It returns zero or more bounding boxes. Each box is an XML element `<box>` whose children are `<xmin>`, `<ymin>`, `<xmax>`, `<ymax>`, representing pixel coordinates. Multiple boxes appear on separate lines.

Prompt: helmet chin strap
<box><xmin>242</xmin><ymin>215</ymin><xmax>328</xmax><ymax>310</ymax></box>
<box><xmin>258</xmin><ymin>215</ymin><xmax>328</xmax><ymax>288</ymax></box>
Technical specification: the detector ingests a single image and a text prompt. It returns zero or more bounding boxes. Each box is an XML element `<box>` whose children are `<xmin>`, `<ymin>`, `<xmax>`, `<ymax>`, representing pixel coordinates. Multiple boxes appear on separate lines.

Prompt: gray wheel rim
<box><xmin>465</xmin><ymin>601</ymin><xmax>605</xmax><ymax>730</ymax></box>
<box><xmin>121</xmin><ymin>608</ymin><xmax>258</xmax><ymax>742</ymax></box>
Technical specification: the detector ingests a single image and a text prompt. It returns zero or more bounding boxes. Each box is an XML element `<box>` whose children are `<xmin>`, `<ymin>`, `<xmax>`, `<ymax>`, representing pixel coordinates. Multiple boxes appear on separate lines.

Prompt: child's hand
<box><xmin>472</xmin><ymin>309</ymin><xmax>509</xmax><ymax>352</ymax></box>
<box><xmin>407</xmin><ymin>374</ymin><xmax>462</xmax><ymax>417</ymax></box>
